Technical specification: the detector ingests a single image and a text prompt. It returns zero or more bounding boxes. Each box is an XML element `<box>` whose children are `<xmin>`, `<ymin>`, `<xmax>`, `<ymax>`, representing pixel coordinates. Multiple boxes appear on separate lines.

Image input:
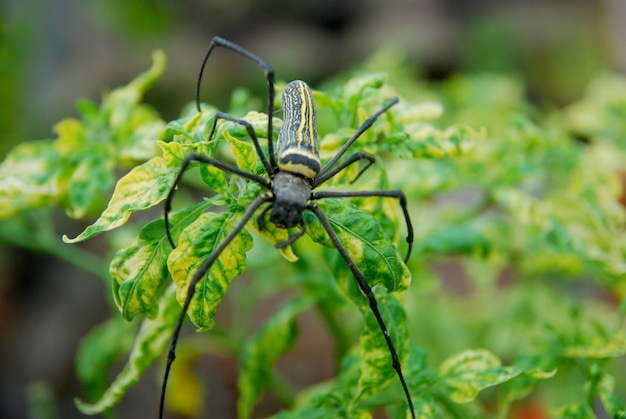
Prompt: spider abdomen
<box><xmin>277</xmin><ymin>80</ymin><xmax>320</xmax><ymax>179</ymax></box>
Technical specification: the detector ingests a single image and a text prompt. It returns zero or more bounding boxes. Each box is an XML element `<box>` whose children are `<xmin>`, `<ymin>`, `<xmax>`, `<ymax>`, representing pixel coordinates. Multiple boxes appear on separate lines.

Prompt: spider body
<box><xmin>161</xmin><ymin>36</ymin><xmax>416</xmax><ymax>419</ymax></box>
<box><xmin>270</xmin><ymin>170</ymin><xmax>311</xmax><ymax>229</ymax></box>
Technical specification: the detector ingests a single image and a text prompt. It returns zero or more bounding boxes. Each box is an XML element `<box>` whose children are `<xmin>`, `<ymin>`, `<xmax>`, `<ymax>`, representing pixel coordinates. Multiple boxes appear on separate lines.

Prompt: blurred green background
<box><xmin>1</xmin><ymin>0</ymin><xmax>624</xmax><ymax>418</ymax></box>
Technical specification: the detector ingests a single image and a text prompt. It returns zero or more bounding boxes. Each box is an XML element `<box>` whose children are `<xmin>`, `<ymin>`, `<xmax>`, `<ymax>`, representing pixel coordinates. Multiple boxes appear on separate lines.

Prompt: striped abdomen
<box><xmin>277</xmin><ymin>80</ymin><xmax>320</xmax><ymax>179</ymax></box>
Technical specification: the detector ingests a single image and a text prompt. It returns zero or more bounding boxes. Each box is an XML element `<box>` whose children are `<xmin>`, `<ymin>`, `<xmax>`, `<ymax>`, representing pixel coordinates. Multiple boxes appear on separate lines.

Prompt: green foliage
<box><xmin>2</xmin><ymin>47</ymin><xmax>626</xmax><ymax>419</ymax></box>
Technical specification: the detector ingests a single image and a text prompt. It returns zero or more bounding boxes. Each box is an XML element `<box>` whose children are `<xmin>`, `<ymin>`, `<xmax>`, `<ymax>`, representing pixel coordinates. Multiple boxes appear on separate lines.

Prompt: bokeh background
<box><xmin>1</xmin><ymin>0</ymin><xmax>625</xmax><ymax>418</ymax></box>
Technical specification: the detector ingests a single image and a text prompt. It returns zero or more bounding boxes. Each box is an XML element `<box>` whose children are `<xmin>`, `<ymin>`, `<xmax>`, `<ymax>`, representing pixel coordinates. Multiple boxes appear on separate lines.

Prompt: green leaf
<box><xmin>247</xmin><ymin>210</ymin><xmax>298</xmax><ymax>262</ymax></box>
<box><xmin>438</xmin><ymin>349</ymin><xmax>523</xmax><ymax>403</ymax></box>
<box><xmin>75</xmin><ymin>317</ymin><xmax>137</xmax><ymax>403</ymax></box>
<box><xmin>119</xmin><ymin>119</ymin><xmax>165</xmax><ymax>162</ymax></box>
<box><xmin>167</xmin><ymin>211</ymin><xmax>253</xmax><ymax>330</ymax></box>
<box><xmin>407</xmin><ymin>126</ymin><xmax>481</xmax><ymax>159</ymax></box>
<box><xmin>0</xmin><ymin>140</ymin><xmax>61</xmax><ymax>219</ymax></box>
<box><xmin>564</xmin><ymin>332</ymin><xmax>626</xmax><ymax>358</ymax></box>
<box><xmin>306</xmin><ymin>352</ymin><xmax>366</xmax><ymax>417</ymax></box>
<box><xmin>237</xmin><ymin>297</ymin><xmax>314</xmax><ymax>419</ymax></box>
<box><xmin>419</xmin><ymin>223</ymin><xmax>490</xmax><ymax>256</ymax></box>
<box><xmin>358</xmin><ymin>287</ymin><xmax>409</xmax><ymax>404</ymax></box>
<box><xmin>497</xmin><ymin>356</ymin><xmax>557</xmax><ymax>405</ymax></box>
<box><xmin>549</xmin><ymin>404</ymin><xmax>595</xmax><ymax>419</ymax></box>
<box><xmin>75</xmin><ymin>283</ymin><xmax>179</xmax><ymax>414</ymax></box>
<box><xmin>100</xmin><ymin>49</ymin><xmax>166</xmax><ymax>130</ymax></box>
<box><xmin>63</xmin><ymin>156</ymin><xmax>177</xmax><ymax>243</ymax></box>
<box><xmin>597</xmin><ymin>373</ymin><xmax>626</xmax><ymax>417</ymax></box>
<box><xmin>164</xmin><ymin>110</ymin><xmax>209</xmax><ymax>146</ymax></box>
<box><xmin>65</xmin><ymin>148</ymin><xmax>116</xmax><ymax>218</ymax></box>
<box><xmin>110</xmin><ymin>201</ymin><xmax>212</xmax><ymax>321</ymax></box>
<box><xmin>199</xmin><ymin>163</ymin><xmax>230</xmax><ymax>196</ymax></box>
<box><xmin>224</xmin><ymin>128</ymin><xmax>258</xmax><ymax>174</ymax></box>
<box><xmin>413</xmin><ymin>396</ymin><xmax>436</xmax><ymax>419</ymax></box>
<box><xmin>304</xmin><ymin>199</ymin><xmax>411</xmax><ymax>298</ymax></box>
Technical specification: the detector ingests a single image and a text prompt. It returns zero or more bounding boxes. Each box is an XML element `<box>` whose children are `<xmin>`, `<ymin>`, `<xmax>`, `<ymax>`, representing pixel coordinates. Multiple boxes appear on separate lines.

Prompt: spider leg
<box><xmin>164</xmin><ymin>153</ymin><xmax>270</xmax><ymax>249</ymax></box>
<box><xmin>196</xmin><ymin>36</ymin><xmax>277</xmax><ymax>172</ymax></box>
<box><xmin>309</xmin><ymin>204</ymin><xmax>415</xmax><ymax>419</ymax></box>
<box><xmin>256</xmin><ymin>204</ymin><xmax>272</xmax><ymax>232</ymax></box>
<box><xmin>275</xmin><ymin>221</ymin><xmax>306</xmax><ymax>248</ymax></box>
<box><xmin>312</xmin><ymin>152</ymin><xmax>375</xmax><ymax>188</ymax></box>
<box><xmin>316</xmin><ymin>97</ymin><xmax>398</xmax><ymax>180</ymax></box>
<box><xmin>209</xmin><ymin>110</ymin><xmax>273</xmax><ymax>176</ymax></box>
<box><xmin>312</xmin><ymin>190</ymin><xmax>414</xmax><ymax>262</ymax></box>
<box><xmin>159</xmin><ymin>193</ymin><xmax>271</xmax><ymax>419</ymax></box>
<box><xmin>256</xmin><ymin>207</ymin><xmax>306</xmax><ymax>249</ymax></box>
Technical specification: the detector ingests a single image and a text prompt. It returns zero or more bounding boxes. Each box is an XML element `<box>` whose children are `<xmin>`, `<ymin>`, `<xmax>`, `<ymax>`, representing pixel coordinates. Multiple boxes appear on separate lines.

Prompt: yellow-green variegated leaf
<box><xmin>247</xmin><ymin>211</ymin><xmax>298</xmax><ymax>262</ymax></box>
<box><xmin>75</xmin><ymin>283</ymin><xmax>179</xmax><ymax>414</ymax></box>
<box><xmin>413</xmin><ymin>396</ymin><xmax>436</xmax><ymax>419</ymax></box>
<box><xmin>280</xmin><ymin>351</ymin><xmax>363</xmax><ymax>418</ymax></box>
<box><xmin>438</xmin><ymin>349</ymin><xmax>523</xmax><ymax>403</ymax></box>
<box><xmin>165</xmin><ymin>111</ymin><xmax>208</xmax><ymax>145</ymax></box>
<box><xmin>199</xmin><ymin>163</ymin><xmax>229</xmax><ymax>196</ymax></box>
<box><xmin>303</xmin><ymin>199</ymin><xmax>410</xmax><ymax>298</ymax></box>
<box><xmin>347</xmin><ymin>166</ymin><xmax>401</xmax><ymax>246</ymax></box>
<box><xmin>223</xmin><ymin>128</ymin><xmax>258</xmax><ymax>174</ymax></box>
<box><xmin>63</xmin><ymin>156</ymin><xmax>177</xmax><ymax>243</ymax></box>
<box><xmin>343</xmin><ymin>74</ymin><xmax>388</xmax><ymax>125</ymax></box>
<box><xmin>101</xmin><ymin>50</ymin><xmax>166</xmax><ymax>129</ymax></box>
<box><xmin>237</xmin><ymin>297</ymin><xmax>314</xmax><ymax>419</ymax></box>
<box><xmin>74</xmin><ymin>317</ymin><xmax>137</xmax><ymax>403</ymax></box>
<box><xmin>0</xmin><ymin>140</ymin><xmax>61</xmax><ymax>219</ymax></box>
<box><xmin>408</xmin><ymin>126</ymin><xmax>481</xmax><ymax>158</ymax></box>
<box><xmin>119</xmin><ymin>120</ymin><xmax>166</xmax><ymax>162</ymax></box>
<box><xmin>357</xmin><ymin>287</ymin><xmax>409</xmax><ymax>405</ymax></box>
<box><xmin>64</xmin><ymin>148</ymin><xmax>116</xmax><ymax>219</ymax></box>
<box><xmin>167</xmin><ymin>211</ymin><xmax>253</xmax><ymax>330</ymax></box>
<box><xmin>158</xmin><ymin>140</ymin><xmax>191</xmax><ymax>167</ymax></box>
<box><xmin>597</xmin><ymin>373</ymin><xmax>626</xmax><ymax>417</ymax></box>
<box><xmin>110</xmin><ymin>201</ymin><xmax>212</xmax><ymax>321</ymax></box>
<box><xmin>160</xmin><ymin>137</ymin><xmax>229</xmax><ymax>196</ymax></box>
<box><xmin>564</xmin><ymin>332</ymin><xmax>626</xmax><ymax>359</ymax></box>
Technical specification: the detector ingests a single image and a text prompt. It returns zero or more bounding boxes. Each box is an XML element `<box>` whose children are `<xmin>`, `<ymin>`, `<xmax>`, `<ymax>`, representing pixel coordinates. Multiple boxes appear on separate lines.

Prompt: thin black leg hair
<box><xmin>309</xmin><ymin>204</ymin><xmax>415</xmax><ymax>419</ymax></box>
<box><xmin>159</xmin><ymin>194</ymin><xmax>271</xmax><ymax>419</ymax></box>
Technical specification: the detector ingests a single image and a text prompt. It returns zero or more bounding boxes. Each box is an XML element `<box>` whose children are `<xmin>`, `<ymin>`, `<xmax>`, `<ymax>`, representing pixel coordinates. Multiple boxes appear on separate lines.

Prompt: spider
<box><xmin>160</xmin><ymin>36</ymin><xmax>415</xmax><ymax>418</ymax></box>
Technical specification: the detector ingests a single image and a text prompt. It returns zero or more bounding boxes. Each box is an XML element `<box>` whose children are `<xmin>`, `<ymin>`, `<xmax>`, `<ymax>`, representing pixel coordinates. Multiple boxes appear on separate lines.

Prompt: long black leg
<box><xmin>208</xmin><ymin>110</ymin><xmax>273</xmax><ymax>176</ymax></box>
<box><xmin>159</xmin><ymin>193</ymin><xmax>271</xmax><ymax>419</ymax></box>
<box><xmin>255</xmin><ymin>204</ymin><xmax>272</xmax><ymax>232</ymax></box>
<box><xmin>316</xmin><ymin>97</ymin><xmax>398</xmax><ymax>180</ymax></box>
<box><xmin>196</xmin><ymin>36</ymin><xmax>277</xmax><ymax>173</ymax></box>
<box><xmin>312</xmin><ymin>152</ymin><xmax>375</xmax><ymax>188</ymax></box>
<box><xmin>275</xmin><ymin>221</ymin><xmax>306</xmax><ymax>248</ymax></box>
<box><xmin>312</xmin><ymin>190</ymin><xmax>414</xmax><ymax>262</ymax></box>
<box><xmin>309</xmin><ymin>204</ymin><xmax>415</xmax><ymax>419</ymax></box>
<box><xmin>164</xmin><ymin>153</ymin><xmax>270</xmax><ymax>249</ymax></box>
<box><xmin>256</xmin><ymin>207</ymin><xmax>306</xmax><ymax>249</ymax></box>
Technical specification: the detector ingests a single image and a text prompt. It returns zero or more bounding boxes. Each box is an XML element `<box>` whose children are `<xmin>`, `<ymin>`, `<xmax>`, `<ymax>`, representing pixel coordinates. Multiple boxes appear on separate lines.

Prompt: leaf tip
<box><xmin>62</xmin><ymin>233</ymin><xmax>78</xmax><ymax>244</ymax></box>
<box><xmin>74</xmin><ymin>396</ymin><xmax>99</xmax><ymax>415</ymax></box>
